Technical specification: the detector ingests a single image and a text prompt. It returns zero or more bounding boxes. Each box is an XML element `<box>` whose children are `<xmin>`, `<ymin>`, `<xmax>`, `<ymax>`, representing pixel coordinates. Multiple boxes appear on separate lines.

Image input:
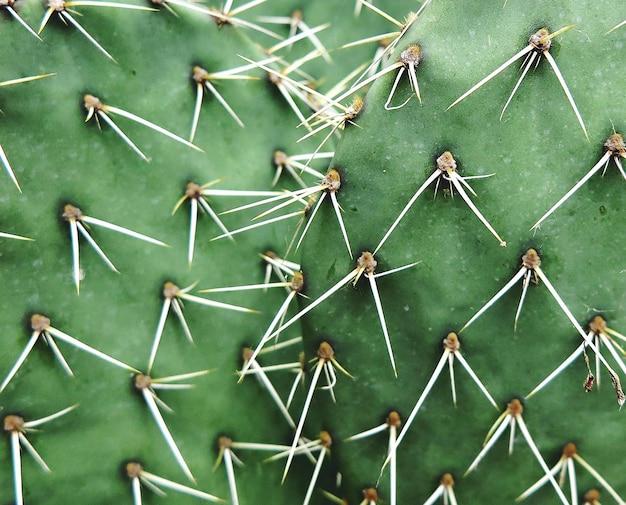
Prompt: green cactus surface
<box><xmin>0</xmin><ymin>0</ymin><xmax>624</xmax><ymax>504</ymax></box>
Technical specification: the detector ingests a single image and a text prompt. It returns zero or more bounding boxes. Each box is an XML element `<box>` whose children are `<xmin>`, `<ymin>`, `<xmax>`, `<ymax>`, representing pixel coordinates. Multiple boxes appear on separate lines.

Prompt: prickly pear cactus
<box><xmin>0</xmin><ymin>0</ymin><xmax>624</xmax><ymax>504</ymax></box>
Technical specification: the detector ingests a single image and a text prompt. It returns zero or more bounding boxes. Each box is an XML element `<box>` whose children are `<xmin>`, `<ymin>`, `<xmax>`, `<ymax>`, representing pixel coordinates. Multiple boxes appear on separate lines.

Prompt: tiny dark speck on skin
<box><xmin>599</xmin><ymin>205</ymin><xmax>607</xmax><ymax>215</ymax></box>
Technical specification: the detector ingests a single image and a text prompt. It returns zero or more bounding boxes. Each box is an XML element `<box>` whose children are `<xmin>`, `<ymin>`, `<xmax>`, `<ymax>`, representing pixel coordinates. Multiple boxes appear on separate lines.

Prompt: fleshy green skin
<box><xmin>0</xmin><ymin>0</ymin><xmax>624</xmax><ymax>504</ymax></box>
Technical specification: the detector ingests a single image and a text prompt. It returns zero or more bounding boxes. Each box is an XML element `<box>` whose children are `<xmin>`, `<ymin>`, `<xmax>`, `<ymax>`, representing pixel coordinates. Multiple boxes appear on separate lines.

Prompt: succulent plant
<box><xmin>0</xmin><ymin>0</ymin><xmax>624</xmax><ymax>504</ymax></box>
